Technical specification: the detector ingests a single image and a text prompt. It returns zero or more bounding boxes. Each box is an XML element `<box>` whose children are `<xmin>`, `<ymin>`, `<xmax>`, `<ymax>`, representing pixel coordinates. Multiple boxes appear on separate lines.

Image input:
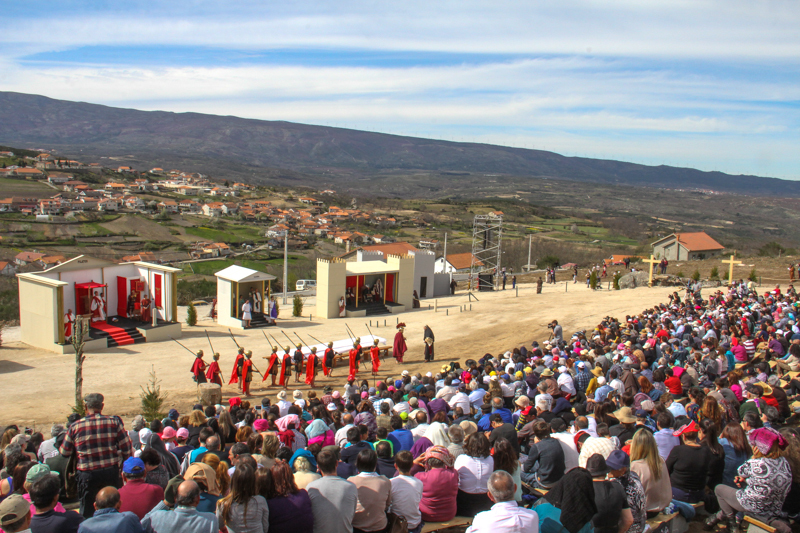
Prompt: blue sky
<box><xmin>1</xmin><ymin>1</ymin><xmax>799</xmax><ymax>179</ymax></box>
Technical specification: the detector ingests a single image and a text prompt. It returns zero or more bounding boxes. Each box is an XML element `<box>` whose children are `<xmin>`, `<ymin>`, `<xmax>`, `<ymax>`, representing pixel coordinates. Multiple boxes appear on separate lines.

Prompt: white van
<box><xmin>295</xmin><ymin>279</ymin><xmax>317</xmax><ymax>293</ymax></box>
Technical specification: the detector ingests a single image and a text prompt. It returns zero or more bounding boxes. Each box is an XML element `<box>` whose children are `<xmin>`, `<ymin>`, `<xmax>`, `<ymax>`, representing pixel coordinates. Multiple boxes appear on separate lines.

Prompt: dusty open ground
<box><xmin>1</xmin><ymin>282</ymin><xmax>675</xmax><ymax>430</ymax></box>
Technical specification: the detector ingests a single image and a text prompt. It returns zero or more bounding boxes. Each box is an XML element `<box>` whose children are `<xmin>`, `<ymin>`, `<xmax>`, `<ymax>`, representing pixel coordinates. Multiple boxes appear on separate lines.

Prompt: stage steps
<box><xmin>347</xmin><ymin>301</ymin><xmax>391</xmax><ymax>316</ymax></box>
<box><xmin>90</xmin><ymin>322</ymin><xmax>145</xmax><ymax>347</ymax></box>
<box><xmin>249</xmin><ymin>313</ymin><xmax>275</xmax><ymax>328</ymax></box>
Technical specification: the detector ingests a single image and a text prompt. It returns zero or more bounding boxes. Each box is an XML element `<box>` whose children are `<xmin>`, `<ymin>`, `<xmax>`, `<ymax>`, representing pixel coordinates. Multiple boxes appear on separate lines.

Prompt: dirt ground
<box><xmin>1</xmin><ymin>282</ymin><xmax>674</xmax><ymax>430</ymax></box>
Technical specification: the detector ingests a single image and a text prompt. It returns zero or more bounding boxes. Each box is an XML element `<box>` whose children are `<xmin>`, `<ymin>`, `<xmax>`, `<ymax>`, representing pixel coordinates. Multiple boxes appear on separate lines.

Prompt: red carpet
<box><xmin>90</xmin><ymin>320</ymin><xmax>135</xmax><ymax>346</ymax></box>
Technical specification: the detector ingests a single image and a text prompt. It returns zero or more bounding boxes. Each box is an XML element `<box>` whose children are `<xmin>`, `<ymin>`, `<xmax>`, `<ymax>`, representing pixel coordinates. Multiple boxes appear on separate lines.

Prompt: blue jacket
<box><xmin>388</xmin><ymin>429</ymin><xmax>414</xmax><ymax>452</ymax></box>
<box><xmin>77</xmin><ymin>508</ymin><xmax>144</xmax><ymax>533</ymax></box>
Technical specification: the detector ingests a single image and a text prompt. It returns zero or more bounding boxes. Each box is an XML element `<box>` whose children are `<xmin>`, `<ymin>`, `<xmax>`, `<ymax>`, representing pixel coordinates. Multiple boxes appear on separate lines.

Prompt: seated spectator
<box><xmin>375</xmin><ymin>441</ymin><xmax>396</xmax><ymax>478</ymax></box>
<box><xmin>73</xmin><ymin>486</ymin><xmax>143</xmax><ymax>533</ymax></box>
<box><xmin>653</xmin><ymin>412</ymin><xmax>680</xmax><ymax>460</ymax></box>
<box><xmin>454</xmin><ymin>432</ymin><xmax>494</xmax><ymax>517</ymax></box>
<box><xmin>487</xmin><ymin>414</ymin><xmax>519</xmax><ymax>456</ymax></box>
<box><xmin>586</xmin><ymin>454</ymin><xmax>633</xmax><ymax>533</ymax></box>
<box><xmin>629</xmin><ymin>429</ymin><xmax>672</xmax><ymax>516</ymax></box>
<box><xmin>118</xmin><ymin>457</ymin><xmax>163</xmax><ymax>520</ymax></box>
<box><xmin>532</xmin><ymin>468</ymin><xmax>597</xmax><ymax>533</ymax></box>
<box><xmin>261</xmin><ymin>461</ymin><xmax>314</xmax><ymax>533</ymax></box>
<box><xmin>0</xmin><ymin>495</ymin><xmax>32</xmax><ymax>533</ymax></box>
<box><xmin>578</xmin><ymin>424</ymin><xmax>616</xmax><ymax>468</ymax></box>
<box><xmin>348</xmin><ymin>449</ymin><xmax>393</xmax><ymax>533</ymax></box>
<box><xmin>466</xmin><ymin>470</ymin><xmax>538</xmax><ymax>533</ymax></box>
<box><xmin>666</xmin><ymin>421</ymin><xmax>714</xmax><ymax>503</ymax></box>
<box><xmin>491</xmin><ymin>438</ymin><xmax>522</xmax><ymax>502</ymax></box>
<box><xmin>28</xmin><ymin>473</ymin><xmax>84</xmax><ymax>533</ymax></box>
<box><xmin>186</xmin><ymin>462</ymin><xmax>223</xmax><ymax>514</ymax></box>
<box><xmin>606</xmin><ymin>450</ymin><xmax>646</xmax><ymax>533</ymax></box>
<box><xmin>291</xmin><ymin>451</ymin><xmax>321</xmax><ymax>490</ymax></box>
<box><xmin>142</xmin><ymin>480</ymin><xmax>218</xmax><ymax>533</ymax></box>
<box><xmin>388</xmin><ymin>416</ymin><xmax>414</xmax><ymax>453</ymax></box>
<box><xmin>340</xmin><ymin>427</ymin><xmax>372</xmax><ymax>466</ymax></box>
<box><xmin>447</xmin><ymin>425</ymin><xmax>465</xmax><ymax>460</ymax></box>
<box><xmin>390</xmin><ymin>451</ymin><xmax>423</xmax><ymax>533</ymax></box>
<box><xmin>414</xmin><ymin>446</ymin><xmax>459</xmax><ymax>523</ymax></box>
<box><xmin>306</xmin><ymin>450</ymin><xmax>358</xmax><ymax>533</ymax></box>
<box><xmin>521</xmin><ymin>419</ymin><xmax>565</xmax><ymax>490</ymax></box>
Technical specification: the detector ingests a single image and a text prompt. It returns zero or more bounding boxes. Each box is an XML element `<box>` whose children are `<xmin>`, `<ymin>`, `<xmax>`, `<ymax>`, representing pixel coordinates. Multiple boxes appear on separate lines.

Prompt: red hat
<box><xmin>673</xmin><ymin>420</ymin><xmax>699</xmax><ymax>437</ymax></box>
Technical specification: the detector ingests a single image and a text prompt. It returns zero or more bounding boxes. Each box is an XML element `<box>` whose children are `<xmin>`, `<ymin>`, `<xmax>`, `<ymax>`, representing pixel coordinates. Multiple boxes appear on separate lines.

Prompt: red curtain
<box><xmin>385</xmin><ymin>273</ymin><xmax>395</xmax><ymax>303</ymax></box>
<box><xmin>117</xmin><ymin>276</ymin><xmax>128</xmax><ymax>317</ymax></box>
<box><xmin>346</xmin><ymin>276</ymin><xmax>357</xmax><ymax>289</ymax></box>
<box><xmin>154</xmin><ymin>274</ymin><xmax>162</xmax><ymax>307</ymax></box>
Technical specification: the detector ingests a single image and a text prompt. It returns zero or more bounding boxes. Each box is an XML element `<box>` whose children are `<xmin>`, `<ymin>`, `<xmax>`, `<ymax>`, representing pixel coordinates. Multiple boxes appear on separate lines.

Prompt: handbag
<box><xmin>386</xmin><ymin>511</ymin><xmax>408</xmax><ymax>533</ymax></box>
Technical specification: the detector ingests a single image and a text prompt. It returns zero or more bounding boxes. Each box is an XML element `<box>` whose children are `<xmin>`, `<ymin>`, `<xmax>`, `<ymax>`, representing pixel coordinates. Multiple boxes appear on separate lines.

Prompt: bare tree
<box><xmin>71</xmin><ymin>317</ymin><xmax>88</xmax><ymax>416</ymax></box>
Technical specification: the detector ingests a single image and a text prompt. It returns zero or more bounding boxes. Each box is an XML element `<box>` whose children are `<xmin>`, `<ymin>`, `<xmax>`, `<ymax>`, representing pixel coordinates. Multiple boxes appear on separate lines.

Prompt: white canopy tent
<box><xmin>215</xmin><ymin>265</ymin><xmax>276</xmax><ymax>329</ymax></box>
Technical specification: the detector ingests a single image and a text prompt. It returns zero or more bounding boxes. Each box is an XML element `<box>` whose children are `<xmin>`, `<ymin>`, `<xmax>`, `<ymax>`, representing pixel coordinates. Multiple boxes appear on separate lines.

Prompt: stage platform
<box><xmin>56</xmin><ymin>315</ymin><xmax>182</xmax><ymax>353</ymax></box>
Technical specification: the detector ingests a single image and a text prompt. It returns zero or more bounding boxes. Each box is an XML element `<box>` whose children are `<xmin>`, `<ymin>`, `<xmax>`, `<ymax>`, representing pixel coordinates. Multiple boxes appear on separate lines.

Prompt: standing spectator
<box><xmin>306</xmin><ymin>450</ymin><xmax>358</xmax><ymax>533</ymax></box>
<box><xmin>118</xmin><ymin>457</ymin><xmax>163</xmax><ymax>520</ymax></box>
<box><xmin>142</xmin><ymin>480</ymin><xmax>218</xmax><ymax>533</ymax></box>
<box><xmin>466</xmin><ymin>471</ymin><xmax>538</xmax><ymax>533</ymax></box>
<box><xmin>59</xmin><ymin>393</ymin><xmax>132</xmax><ymax>518</ymax></box>
<box><xmin>75</xmin><ymin>487</ymin><xmax>144</xmax><ymax>533</ymax></box>
<box><xmin>390</xmin><ymin>451</ymin><xmax>423</xmax><ymax>533</ymax></box>
<box><xmin>348</xmin><ymin>449</ymin><xmax>392</xmax><ymax>533</ymax></box>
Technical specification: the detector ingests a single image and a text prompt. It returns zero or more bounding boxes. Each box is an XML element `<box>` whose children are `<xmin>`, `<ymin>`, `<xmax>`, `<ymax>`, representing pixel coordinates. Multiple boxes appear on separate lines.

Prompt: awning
<box><xmin>75</xmin><ymin>282</ymin><xmax>107</xmax><ymax>289</ymax></box>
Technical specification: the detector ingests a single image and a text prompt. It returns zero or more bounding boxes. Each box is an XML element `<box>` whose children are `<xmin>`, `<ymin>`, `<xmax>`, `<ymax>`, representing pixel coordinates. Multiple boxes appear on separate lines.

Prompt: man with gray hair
<box><xmin>467</xmin><ymin>471</ymin><xmax>539</xmax><ymax>532</ymax></box>
<box><xmin>37</xmin><ymin>424</ymin><xmax>66</xmax><ymax>462</ymax></box>
<box><xmin>141</xmin><ymin>480</ymin><xmax>218</xmax><ymax>533</ymax></box>
<box><xmin>60</xmin><ymin>393</ymin><xmax>132</xmax><ymax>519</ymax></box>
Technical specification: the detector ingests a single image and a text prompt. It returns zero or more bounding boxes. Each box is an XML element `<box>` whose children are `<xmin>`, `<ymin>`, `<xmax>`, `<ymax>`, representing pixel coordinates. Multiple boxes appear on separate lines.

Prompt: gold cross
<box><xmin>642</xmin><ymin>255</ymin><xmax>660</xmax><ymax>287</ymax></box>
<box><xmin>722</xmin><ymin>254</ymin><xmax>742</xmax><ymax>284</ymax></box>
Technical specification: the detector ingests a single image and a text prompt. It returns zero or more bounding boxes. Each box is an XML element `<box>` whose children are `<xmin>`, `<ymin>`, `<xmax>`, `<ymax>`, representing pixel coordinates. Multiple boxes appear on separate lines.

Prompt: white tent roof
<box><xmin>215</xmin><ymin>265</ymin><xmax>276</xmax><ymax>283</ymax></box>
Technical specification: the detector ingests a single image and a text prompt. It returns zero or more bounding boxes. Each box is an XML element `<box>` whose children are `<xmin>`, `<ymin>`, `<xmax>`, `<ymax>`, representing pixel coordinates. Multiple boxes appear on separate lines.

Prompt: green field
<box><xmin>181</xmin><ymin>256</ymin><xmax>304</xmax><ymax>277</ymax></box>
<box><xmin>0</xmin><ymin>177</ymin><xmax>54</xmax><ymax>197</ymax></box>
<box><xmin>185</xmin><ymin>224</ymin><xmax>263</xmax><ymax>243</ymax></box>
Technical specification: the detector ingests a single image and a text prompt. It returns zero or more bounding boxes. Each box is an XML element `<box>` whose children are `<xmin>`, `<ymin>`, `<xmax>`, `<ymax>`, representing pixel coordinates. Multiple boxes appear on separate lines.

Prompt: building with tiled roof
<box><xmin>436</xmin><ymin>252</ymin><xmax>484</xmax><ymax>273</ymax></box>
<box><xmin>651</xmin><ymin>232</ymin><xmax>724</xmax><ymax>261</ymax></box>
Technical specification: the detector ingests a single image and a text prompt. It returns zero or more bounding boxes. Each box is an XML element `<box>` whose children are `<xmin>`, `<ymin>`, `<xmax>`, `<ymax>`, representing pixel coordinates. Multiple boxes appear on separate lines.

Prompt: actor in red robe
<box><xmin>393</xmin><ymin>323</ymin><xmax>408</xmax><ymax>363</ymax></box>
<box><xmin>323</xmin><ymin>343</ymin><xmax>335</xmax><ymax>377</ymax></box>
<box><xmin>305</xmin><ymin>347</ymin><xmax>318</xmax><ymax>386</ymax></box>
<box><xmin>229</xmin><ymin>347</ymin><xmax>246</xmax><ymax>389</ymax></box>
<box><xmin>64</xmin><ymin>309</ymin><xmax>75</xmax><ymax>342</ymax></box>
<box><xmin>370</xmin><ymin>340</ymin><xmax>381</xmax><ymax>375</ymax></box>
<box><xmin>348</xmin><ymin>344</ymin><xmax>359</xmax><ymax>382</ymax></box>
<box><xmin>205</xmin><ymin>353</ymin><xmax>222</xmax><ymax>385</ymax></box>
<box><xmin>263</xmin><ymin>347</ymin><xmax>279</xmax><ymax>386</ymax></box>
<box><xmin>279</xmin><ymin>349</ymin><xmax>292</xmax><ymax>387</ymax></box>
<box><xmin>241</xmin><ymin>351</ymin><xmax>254</xmax><ymax>396</ymax></box>
<box><xmin>191</xmin><ymin>351</ymin><xmax>207</xmax><ymax>383</ymax></box>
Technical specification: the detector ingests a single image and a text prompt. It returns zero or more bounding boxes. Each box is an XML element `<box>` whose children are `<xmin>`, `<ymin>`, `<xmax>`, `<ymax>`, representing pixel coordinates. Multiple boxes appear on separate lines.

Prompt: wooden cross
<box><xmin>722</xmin><ymin>254</ymin><xmax>743</xmax><ymax>284</ymax></box>
<box><xmin>642</xmin><ymin>255</ymin><xmax>660</xmax><ymax>287</ymax></box>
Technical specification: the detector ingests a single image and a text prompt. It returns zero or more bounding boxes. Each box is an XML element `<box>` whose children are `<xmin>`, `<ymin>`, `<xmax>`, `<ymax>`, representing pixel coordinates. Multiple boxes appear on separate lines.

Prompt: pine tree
<box><xmin>293</xmin><ymin>294</ymin><xmax>304</xmax><ymax>317</ymax></box>
<box><xmin>140</xmin><ymin>366</ymin><xmax>168</xmax><ymax>422</ymax></box>
<box><xmin>186</xmin><ymin>301</ymin><xmax>197</xmax><ymax>326</ymax></box>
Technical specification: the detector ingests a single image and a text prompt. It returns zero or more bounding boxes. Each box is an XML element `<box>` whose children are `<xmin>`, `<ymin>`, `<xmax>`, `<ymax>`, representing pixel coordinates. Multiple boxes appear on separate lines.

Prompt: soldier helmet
<box><xmin>214</xmin><ymin>352</ymin><xmax>220</xmax><ymax>359</ymax></box>
<box><xmin>296</xmin><ymin>343</ymin><xmax>302</xmax><ymax>348</ymax></box>
<box><xmin>311</xmin><ymin>347</ymin><xmax>317</xmax><ymax>352</ymax></box>
<box><xmin>373</xmin><ymin>339</ymin><xmax>379</xmax><ymax>345</ymax></box>
<box><xmin>272</xmin><ymin>346</ymin><xmax>278</xmax><ymax>352</ymax></box>
<box><xmin>196</xmin><ymin>350</ymin><xmax>204</xmax><ymax>357</ymax></box>
<box><xmin>246</xmin><ymin>350</ymin><xmax>252</xmax><ymax>356</ymax></box>
<box><xmin>238</xmin><ymin>347</ymin><xmax>245</xmax><ymax>353</ymax></box>
<box><xmin>328</xmin><ymin>342</ymin><xmax>333</xmax><ymax>347</ymax></box>
<box><xmin>285</xmin><ymin>346</ymin><xmax>291</xmax><ymax>352</ymax></box>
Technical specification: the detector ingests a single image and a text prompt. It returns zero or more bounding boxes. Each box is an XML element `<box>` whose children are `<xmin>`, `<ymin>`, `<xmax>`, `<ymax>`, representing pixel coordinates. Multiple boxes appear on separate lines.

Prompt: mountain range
<box><xmin>0</xmin><ymin>90</ymin><xmax>795</xmax><ymax>197</ymax></box>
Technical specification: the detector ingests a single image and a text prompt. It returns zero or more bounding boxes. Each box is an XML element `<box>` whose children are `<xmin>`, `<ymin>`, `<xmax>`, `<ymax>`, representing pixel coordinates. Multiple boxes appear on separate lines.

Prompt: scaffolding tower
<box><xmin>469</xmin><ymin>213</ymin><xmax>503</xmax><ymax>291</ymax></box>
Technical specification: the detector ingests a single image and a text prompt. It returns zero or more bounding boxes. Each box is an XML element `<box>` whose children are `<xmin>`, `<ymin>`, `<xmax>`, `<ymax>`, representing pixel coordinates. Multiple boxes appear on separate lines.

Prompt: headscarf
<box><xmin>423</xmin><ymin>445</ymin><xmax>454</xmax><ymax>468</ymax></box>
<box><xmin>142</xmin><ymin>432</ymin><xmax>181</xmax><ymax>478</ymax></box>
<box><xmin>306</xmin><ymin>419</ymin><xmax>329</xmax><ymax>441</ymax></box>
<box><xmin>275</xmin><ymin>414</ymin><xmax>300</xmax><ymax>433</ymax></box>
<box><xmin>748</xmin><ymin>427</ymin><xmax>788</xmax><ymax>455</ymax></box>
<box><xmin>185</xmin><ymin>463</ymin><xmax>220</xmax><ymax>496</ymax></box>
<box><xmin>425</xmin><ymin>422</ymin><xmax>451</xmax><ymax>447</ymax></box>
<box><xmin>544</xmin><ymin>468</ymin><xmax>598</xmax><ymax>533</ymax></box>
<box><xmin>410</xmin><ymin>436</ymin><xmax>433</xmax><ymax>459</ymax></box>
<box><xmin>290</xmin><ymin>449</ymin><xmax>318</xmax><ymax>473</ymax></box>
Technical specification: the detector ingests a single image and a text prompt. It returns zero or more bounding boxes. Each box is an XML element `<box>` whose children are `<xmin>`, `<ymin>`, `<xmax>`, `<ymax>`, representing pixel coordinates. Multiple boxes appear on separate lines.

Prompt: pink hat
<box><xmin>253</xmin><ymin>419</ymin><xmax>270</xmax><ymax>432</ymax></box>
<box><xmin>176</xmin><ymin>427</ymin><xmax>189</xmax><ymax>439</ymax></box>
<box><xmin>388</xmin><ymin>386</ymin><xmax>396</xmax><ymax>392</ymax></box>
<box><xmin>360</xmin><ymin>391</ymin><xmax>368</xmax><ymax>399</ymax></box>
<box><xmin>161</xmin><ymin>426</ymin><xmax>176</xmax><ymax>440</ymax></box>
<box><xmin>332</xmin><ymin>391</ymin><xmax>341</xmax><ymax>399</ymax></box>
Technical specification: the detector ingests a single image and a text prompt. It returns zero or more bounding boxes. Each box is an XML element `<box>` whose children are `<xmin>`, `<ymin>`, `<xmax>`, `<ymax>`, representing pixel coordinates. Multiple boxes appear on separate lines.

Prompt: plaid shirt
<box><xmin>60</xmin><ymin>413</ymin><xmax>132</xmax><ymax>471</ymax></box>
<box><xmin>574</xmin><ymin>369</ymin><xmax>591</xmax><ymax>393</ymax></box>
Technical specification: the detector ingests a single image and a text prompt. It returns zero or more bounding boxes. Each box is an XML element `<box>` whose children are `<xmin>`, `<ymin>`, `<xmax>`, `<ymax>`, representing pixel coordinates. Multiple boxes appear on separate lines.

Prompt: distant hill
<box><xmin>0</xmin><ymin>91</ymin><xmax>796</xmax><ymax>196</ymax></box>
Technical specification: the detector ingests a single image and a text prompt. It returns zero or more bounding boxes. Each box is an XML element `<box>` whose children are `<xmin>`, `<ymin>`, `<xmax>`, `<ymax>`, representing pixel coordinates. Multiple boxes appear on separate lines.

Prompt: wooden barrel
<box><xmin>199</xmin><ymin>383</ymin><xmax>222</xmax><ymax>406</ymax></box>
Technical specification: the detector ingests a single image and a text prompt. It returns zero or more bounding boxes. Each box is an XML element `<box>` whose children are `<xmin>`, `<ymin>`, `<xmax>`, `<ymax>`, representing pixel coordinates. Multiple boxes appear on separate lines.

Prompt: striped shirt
<box><xmin>60</xmin><ymin>413</ymin><xmax>132</xmax><ymax>471</ymax></box>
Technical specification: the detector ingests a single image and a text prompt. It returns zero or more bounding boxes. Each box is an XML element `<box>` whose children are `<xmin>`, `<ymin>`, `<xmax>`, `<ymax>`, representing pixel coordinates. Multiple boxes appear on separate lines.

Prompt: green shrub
<box><xmin>709</xmin><ymin>266</ymin><xmax>719</xmax><ymax>280</ymax></box>
<box><xmin>590</xmin><ymin>270</ymin><xmax>598</xmax><ymax>290</ymax></box>
<box><xmin>758</xmin><ymin>241</ymin><xmax>786</xmax><ymax>257</ymax></box>
<box><xmin>613</xmin><ymin>272</ymin><xmax>621</xmax><ymax>290</ymax></box>
<box><xmin>676</xmin><ymin>271</ymin><xmax>685</xmax><ymax>278</ymax></box>
<box><xmin>186</xmin><ymin>302</ymin><xmax>197</xmax><ymax>326</ymax></box>
<box><xmin>748</xmin><ymin>268</ymin><xmax>758</xmax><ymax>282</ymax></box>
<box><xmin>691</xmin><ymin>270</ymin><xmax>701</xmax><ymax>281</ymax></box>
<box><xmin>293</xmin><ymin>294</ymin><xmax>304</xmax><ymax>317</ymax></box>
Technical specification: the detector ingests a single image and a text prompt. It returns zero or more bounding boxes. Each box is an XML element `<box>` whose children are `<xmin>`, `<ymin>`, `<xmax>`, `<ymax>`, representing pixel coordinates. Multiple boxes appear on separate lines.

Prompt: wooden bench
<box><xmin>742</xmin><ymin>515</ymin><xmax>777</xmax><ymax>533</ymax></box>
<box><xmin>331</xmin><ymin>345</ymin><xmax>393</xmax><ymax>365</ymax></box>
<box><xmin>421</xmin><ymin>516</ymin><xmax>473</xmax><ymax>532</ymax></box>
<box><xmin>646</xmin><ymin>512</ymin><xmax>679</xmax><ymax>533</ymax></box>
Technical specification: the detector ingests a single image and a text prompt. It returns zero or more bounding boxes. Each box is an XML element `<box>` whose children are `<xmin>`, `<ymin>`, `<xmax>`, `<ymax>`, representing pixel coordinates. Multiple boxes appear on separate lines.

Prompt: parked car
<box><xmin>295</xmin><ymin>279</ymin><xmax>317</xmax><ymax>293</ymax></box>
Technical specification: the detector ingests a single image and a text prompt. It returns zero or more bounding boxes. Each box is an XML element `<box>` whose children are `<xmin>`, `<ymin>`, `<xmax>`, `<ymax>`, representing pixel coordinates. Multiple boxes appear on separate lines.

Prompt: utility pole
<box><xmin>527</xmin><ymin>234</ymin><xmax>532</xmax><ymax>272</ymax></box>
<box><xmin>283</xmin><ymin>231</ymin><xmax>288</xmax><ymax>305</ymax></box>
<box><xmin>442</xmin><ymin>233</ymin><xmax>447</xmax><ymax>271</ymax></box>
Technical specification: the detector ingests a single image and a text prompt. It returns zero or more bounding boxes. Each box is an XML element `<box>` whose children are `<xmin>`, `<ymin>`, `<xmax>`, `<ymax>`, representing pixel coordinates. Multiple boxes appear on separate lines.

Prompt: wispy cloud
<box><xmin>0</xmin><ymin>1</ymin><xmax>798</xmax><ymax>178</ymax></box>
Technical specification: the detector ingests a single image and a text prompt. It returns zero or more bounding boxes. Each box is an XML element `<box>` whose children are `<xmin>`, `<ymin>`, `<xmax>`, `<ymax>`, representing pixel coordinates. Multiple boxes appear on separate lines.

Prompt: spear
<box><xmin>227</xmin><ymin>328</ymin><xmax>240</xmax><ymax>349</ymax></box>
<box><xmin>229</xmin><ymin>328</ymin><xmax>261</xmax><ymax>376</ymax></box>
<box><xmin>204</xmin><ymin>329</ymin><xmax>216</xmax><ymax>354</ymax></box>
<box><xmin>170</xmin><ymin>337</ymin><xmax>197</xmax><ymax>356</ymax></box>
<box><xmin>268</xmin><ymin>332</ymin><xmax>284</xmax><ymax>354</ymax></box>
<box><xmin>365</xmin><ymin>322</ymin><xmax>383</xmax><ymax>361</ymax></box>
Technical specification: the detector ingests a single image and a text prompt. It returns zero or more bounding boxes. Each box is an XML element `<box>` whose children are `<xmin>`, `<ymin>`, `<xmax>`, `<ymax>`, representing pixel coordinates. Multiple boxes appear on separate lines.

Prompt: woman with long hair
<box><xmin>492</xmin><ymin>438</ymin><xmax>521</xmax><ymax>502</ymax></box>
<box><xmin>778</xmin><ymin>428</ymin><xmax>800</xmax><ymax>517</ymax></box>
<box><xmin>259</xmin><ymin>434</ymin><xmax>279</xmax><ymax>470</ymax></box>
<box><xmin>629</xmin><ymin>429</ymin><xmax>672</xmax><ymax>516</ymax></box>
<box><xmin>727</xmin><ymin>370</ymin><xmax>744</xmax><ymax>402</ymax></box>
<box><xmin>706</xmin><ymin>428</ymin><xmax>792</xmax><ymax>532</ymax></box>
<box><xmin>699</xmin><ymin>418</ymin><xmax>725</xmax><ymax>490</ymax></box>
<box><xmin>218</xmin><ymin>409</ymin><xmax>237</xmax><ymax>446</ymax></box>
<box><xmin>700</xmin><ymin>396</ymin><xmax>725</xmax><ymax>428</ymax></box>
<box><xmin>454</xmin><ymin>432</ymin><xmax>494</xmax><ymax>517</ymax></box>
<box><xmin>353</xmin><ymin>401</ymin><xmax>377</xmax><ymax>441</ymax></box>
<box><xmin>686</xmin><ymin>387</ymin><xmax>705</xmax><ymax>423</ymax></box>
<box><xmin>216</xmin><ymin>463</ymin><xmax>269</xmax><ymax>533</ymax></box>
<box><xmin>187</xmin><ymin>410</ymin><xmax>208</xmax><ymax>448</ymax></box>
<box><xmin>262</xmin><ymin>461</ymin><xmax>313</xmax><ymax>533</ymax></box>
<box><xmin>719</xmin><ymin>423</ymin><xmax>752</xmax><ymax>487</ymax></box>
<box><xmin>201</xmin><ymin>453</ymin><xmax>231</xmax><ymax>497</ymax></box>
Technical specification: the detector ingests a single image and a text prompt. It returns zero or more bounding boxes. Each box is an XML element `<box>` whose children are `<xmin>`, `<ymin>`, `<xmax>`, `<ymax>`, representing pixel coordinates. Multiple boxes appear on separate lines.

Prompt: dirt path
<box><xmin>1</xmin><ymin>283</ymin><xmax>672</xmax><ymax>429</ymax></box>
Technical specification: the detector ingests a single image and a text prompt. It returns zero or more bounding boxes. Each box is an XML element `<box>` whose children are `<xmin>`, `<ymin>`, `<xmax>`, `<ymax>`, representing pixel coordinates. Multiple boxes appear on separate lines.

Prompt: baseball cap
<box><xmin>176</xmin><ymin>427</ymin><xmax>189</xmax><ymax>439</ymax></box>
<box><xmin>0</xmin><ymin>494</ymin><xmax>29</xmax><ymax>527</ymax></box>
<box><xmin>26</xmin><ymin>463</ymin><xmax>59</xmax><ymax>484</ymax></box>
<box><xmin>123</xmin><ymin>457</ymin><xmax>146</xmax><ymax>475</ymax></box>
